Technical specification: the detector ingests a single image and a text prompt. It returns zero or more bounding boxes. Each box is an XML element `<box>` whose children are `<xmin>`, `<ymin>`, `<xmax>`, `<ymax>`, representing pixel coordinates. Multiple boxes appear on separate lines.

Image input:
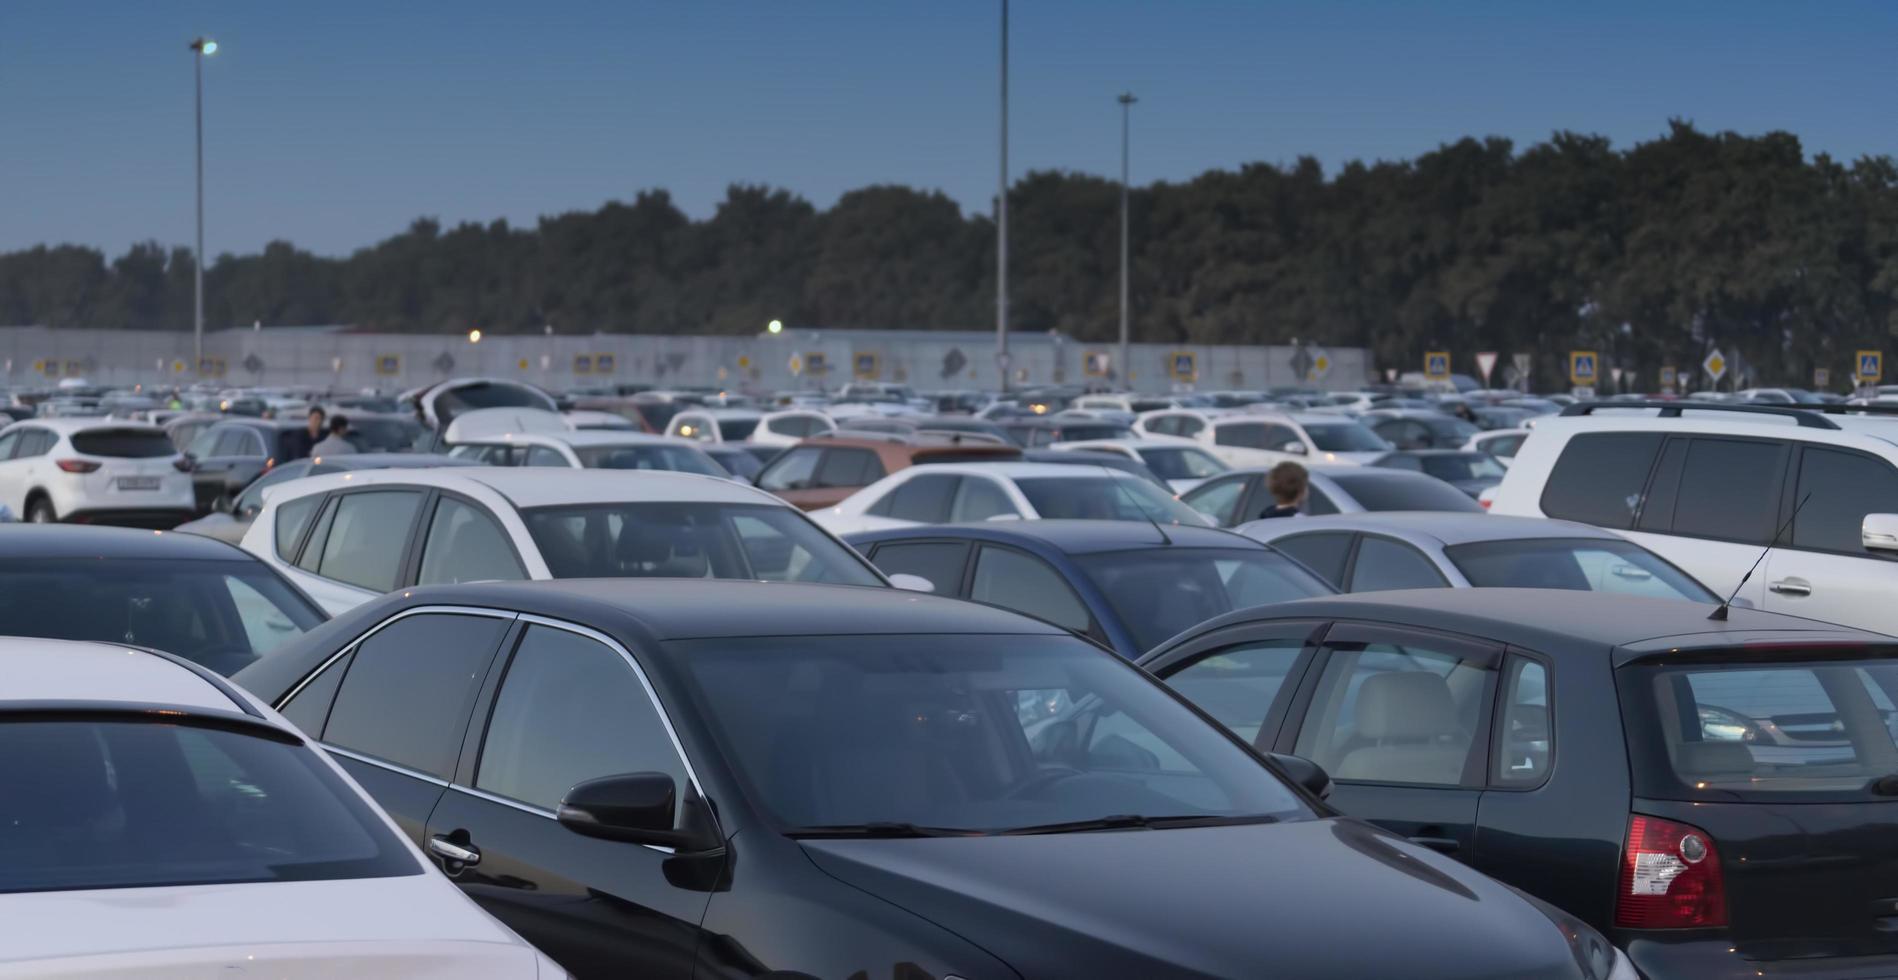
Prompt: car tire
<box><xmin>26</xmin><ymin>497</ymin><xmax>56</xmax><ymax>523</ymax></box>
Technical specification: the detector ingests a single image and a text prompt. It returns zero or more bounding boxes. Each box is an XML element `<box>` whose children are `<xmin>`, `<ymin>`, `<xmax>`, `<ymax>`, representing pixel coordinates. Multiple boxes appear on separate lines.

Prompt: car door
<box><xmin>1623</xmin><ymin>434</ymin><xmax>1790</xmax><ymax>608</ymax></box>
<box><xmin>412</xmin><ymin>494</ymin><xmax>529</xmax><ymax>586</ymax></box>
<box><xmin>425</xmin><ymin>622</ymin><xmax>712</xmax><ymax>979</ymax></box>
<box><xmin>277</xmin><ymin>609</ymin><xmax>516</xmax><ymax>844</ymax></box>
<box><xmin>281</xmin><ymin>487</ymin><xmax>429</xmax><ymax>613</ymax></box>
<box><xmin>1277</xmin><ymin>623</ymin><xmax>1501</xmax><ymax>855</ymax></box>
<box><xmin>1762</xmin><ymin>444</ymin><xmax>1898</xmax><ymax>630</ymax></box>
<box><xmin>864</xmin><ymin>539</ymin><xmax>973</xmax><ymax>597</ymax></box>
<box><xmin>10</xmin><ymin>429</ymin><xmax>55</xmax><ymax>512</ymax></box>
<box><xmin>967</xmin><ymin>544</ymin><xmax>1099</xmax><ymax>640</ymax></box>
<box><xmin>1270</xmin><ymin>531</ymin><xmax>1356</xmax><ymax>589</ymax></box>
<box><xmin>1149</xmin><ymin>622</ymin><xmax>1326</xmax><ymax>752</ymax></box>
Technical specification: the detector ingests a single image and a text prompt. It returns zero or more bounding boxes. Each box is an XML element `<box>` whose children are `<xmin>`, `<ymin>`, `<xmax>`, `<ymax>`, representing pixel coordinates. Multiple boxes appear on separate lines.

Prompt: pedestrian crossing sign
<box><xmin>1424</xmin><ymin>351</ymin><xmax>1450</xmax><ymax>381</ymax></box>
<box><xmin>1569</xmin><ymin>351</ymin><xmax>1598</xmax><ymax>386</ymax></box>
<box><xmin>1858</xmin><ymin>350</ymin><xmax>1883</xmax><ymax>384</ymax></box>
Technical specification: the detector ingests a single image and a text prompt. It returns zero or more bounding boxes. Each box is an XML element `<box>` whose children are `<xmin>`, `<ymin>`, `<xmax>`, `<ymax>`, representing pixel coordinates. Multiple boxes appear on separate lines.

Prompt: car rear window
<box><xmin>1621</xmin><ymin>650</ymin><xmax>1898</xmax><ymax>802</ymax></box>
<box><xmin>0</xmin><ymin>719</ymin><xmax>417</xmax><ymax>893</ymax></box>
<box><xmin>71</xmin><ymin>429</ymin><xmax>176</xmax><ymax>458</ymax></box>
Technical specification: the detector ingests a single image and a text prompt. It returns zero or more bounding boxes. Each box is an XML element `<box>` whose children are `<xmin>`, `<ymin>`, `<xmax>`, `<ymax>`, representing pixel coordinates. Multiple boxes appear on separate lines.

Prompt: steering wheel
<box><xmin>1005</xmin><ymin>766</ymin><xmax>1086</xmax><ymax>800</ymax></box>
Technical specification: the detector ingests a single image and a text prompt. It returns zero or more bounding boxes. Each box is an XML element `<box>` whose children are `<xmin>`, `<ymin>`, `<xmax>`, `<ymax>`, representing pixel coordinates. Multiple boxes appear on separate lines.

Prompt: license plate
<box><xmin>116</xmin><ymin>477</ymin><xmax>160</xmax><ymax>491</ymax></box>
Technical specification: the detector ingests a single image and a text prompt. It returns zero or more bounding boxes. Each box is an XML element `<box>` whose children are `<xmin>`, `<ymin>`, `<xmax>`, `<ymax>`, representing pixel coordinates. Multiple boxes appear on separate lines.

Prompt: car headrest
<box><xmin>1354</xmin><ymin>671</ymin><xmax>1460</xmax><ymax>740</ymax></box>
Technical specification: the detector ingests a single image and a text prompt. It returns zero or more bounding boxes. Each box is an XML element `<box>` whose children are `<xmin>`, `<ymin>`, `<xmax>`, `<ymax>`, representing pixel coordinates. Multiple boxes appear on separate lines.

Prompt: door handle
<box><xmin>1769</xmin><ymin>578</ymin><xmax>1812</xmax><ymax>597</ymax></box>
<box><xmin>427</xmin><ymin>835</ymin><xmax>481</xmax><ymax>866</ymax></box>
<box><xmin>1407</xmin><ymin>835</ymin><xmax>1461</xmax><ymax>854</ymax></box>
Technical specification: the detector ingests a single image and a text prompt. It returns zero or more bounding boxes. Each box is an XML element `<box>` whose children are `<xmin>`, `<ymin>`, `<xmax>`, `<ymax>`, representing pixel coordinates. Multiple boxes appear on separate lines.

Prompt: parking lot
<box><xmin>6</xmin><ymin>375</ymin><xmax>1898</xmax><ymax>978</ymax></box>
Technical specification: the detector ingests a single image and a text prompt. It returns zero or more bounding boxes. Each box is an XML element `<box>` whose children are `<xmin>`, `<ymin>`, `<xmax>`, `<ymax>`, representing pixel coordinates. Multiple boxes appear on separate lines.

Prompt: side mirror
<box><xmin>1865</xmin><ymin>514</ymin><xmax>1898</xmax><ymax>553</ymax></box>
<box><xmin>1265</xmin><ymin>752</ymin><xmax>1332</xmax><ymax>801</ymax></box>
<box><xmin>557</xmin><ymin>772</ymin><xmax>707</xmax><ymax>851</ymax></box>
<box><xmin>887</xmin><ymin>573</ymin><xmax>935</xmax><ymax>593</ymax></box>
<box><xmin>1280</xmin><ymin>441</ymin><xmax>1308</xmax><ymax>455</ymax></box>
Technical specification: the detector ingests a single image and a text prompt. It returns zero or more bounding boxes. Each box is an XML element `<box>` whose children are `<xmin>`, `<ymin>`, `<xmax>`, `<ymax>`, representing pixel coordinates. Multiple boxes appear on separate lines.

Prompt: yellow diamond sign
<box><xmin>1702</xmin><ymin>349</ymin><xmax>1727</xmax><ymax>384</ymax></box>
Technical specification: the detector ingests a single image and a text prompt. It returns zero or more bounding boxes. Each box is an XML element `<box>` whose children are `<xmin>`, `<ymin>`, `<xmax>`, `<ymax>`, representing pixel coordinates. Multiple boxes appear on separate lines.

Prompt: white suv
<box><xmin>0</xmin><ymin>419</ymin><xmax>195</xmax><ymax>526</ymax></box>
<box><xmin>1489</xmin><ymin>402</ymin><xmax>1898</xmax><ymax>633</ymax></box>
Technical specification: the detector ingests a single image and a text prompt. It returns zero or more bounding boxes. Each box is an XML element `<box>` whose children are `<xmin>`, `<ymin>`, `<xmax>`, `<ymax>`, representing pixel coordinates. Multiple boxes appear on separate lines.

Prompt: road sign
<box><xmin>1857</xmin><ymin>350</ymin><xmax>1883</xmax><ymax>384</ymax></box>
<box><xmin>737</xmin><ymin>355</ymin><xmax>750</xmax><ymax>369</ymax></box>
<box><xmin>853</xmin><ymin>351</ymin><xmax>879</xmax><ymax>379</ymax></box>
<box><xmin>1310</xmin><ymin>347</ymin><xmax>1331</xmax><ymax>381</ymax></box>
<box><xmin>1703</xmin><ymin>349</ymin><xmax>1727</xmax><ymax>384</ymax></box>
<box><xmin>1424</xmin><ymin>351</ymin><xmax>1450</xmax><ymax>382</ymax></box>
<box><xmin>1475</xmin><ymin>351</ymin><xmax>1498</xmax><ymax>386</ymax></box>
<box><xmin>1170</xmin><ymin>351</ymin><xmax>1198</xmax><ymax>382</ymax></box>
<box><xmin>1660</xmin><ymin>366</ymin><xmax>1678</xmax><ymax>392</ymax></box>
<box><xmin>787</xmin><ymin>353</ymin><xmax>802</xmax><ymax>376</ymax></box>
<box><xmin>1814</xmin><ymin>367</ymin><xmax>1831</xmax><ymax>389</ymax></box>
<box><xmin>595</xmin><ymin>354</ymin><xmax>616</xmax><ymax>374</ymax></box>
<box><xmin>375</xmin><ymin>355</ymin><xmax>400</xmax><ymax>376</ymax></box>
<box><xmin>805</xmin><ymin>352</ymin><xmax>828</xmax><ymax>376</ymax></box>
<box><xmin>573</xmin><ymin>354</ymin><xmax>593</xmax><ymax>375</ymax></box>
<box><xmin>1568</xmin><ymin>350</ymin><xmax>1598</xmax><ymax>387</ymax></box>
<box><xmin>1083</xmin><ymin>351</ymin><xmax>1110</xmax><ymax>377</ymax></box>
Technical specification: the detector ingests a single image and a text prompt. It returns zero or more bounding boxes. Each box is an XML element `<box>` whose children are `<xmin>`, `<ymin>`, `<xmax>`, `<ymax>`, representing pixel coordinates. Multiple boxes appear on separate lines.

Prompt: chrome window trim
<box><xmin>275</xmin><ymin>604</ymin><xmax>519</xmax><ymax>707</ymax></box>
<box><xmin>321</xmin><ymin>743</ymin><xmax>450</xmax><ymax>788</ymax></box>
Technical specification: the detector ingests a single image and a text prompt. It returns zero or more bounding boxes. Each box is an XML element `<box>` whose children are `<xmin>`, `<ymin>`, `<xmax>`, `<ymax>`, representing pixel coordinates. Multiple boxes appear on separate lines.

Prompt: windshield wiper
<box><xmin>784</xmin><ymin>822</ymin><xmax>985</xmax><ymax>839</ymax></box>
<box><xmin>998</xmin><ymin>813</ymin><xmax>1279</xmax><ymax>836</ymax></box>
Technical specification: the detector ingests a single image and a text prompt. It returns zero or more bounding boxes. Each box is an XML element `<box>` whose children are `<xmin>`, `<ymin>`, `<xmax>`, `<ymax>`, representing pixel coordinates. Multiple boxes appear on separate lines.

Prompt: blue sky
<box><xmin>4</xmin><ymin>1</ymin><xmax>1895</xmax><ymax>257</ymax></box>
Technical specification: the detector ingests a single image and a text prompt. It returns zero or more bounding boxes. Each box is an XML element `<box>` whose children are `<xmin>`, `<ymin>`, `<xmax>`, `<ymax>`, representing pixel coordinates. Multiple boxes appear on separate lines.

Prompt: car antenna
<box><xmin>1101</xmin><ymin>462</ymin><xmax>1171</xmax><ymax>546</ymax></box>
<box><xmin>1709</xmin><ymin>490</ymin><xmax>1811</xmax><ymax>622</ymax></box>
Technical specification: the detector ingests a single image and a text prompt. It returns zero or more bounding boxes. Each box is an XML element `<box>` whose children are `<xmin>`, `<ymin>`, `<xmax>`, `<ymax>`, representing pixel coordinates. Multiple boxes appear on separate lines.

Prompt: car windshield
<box><xmin>1137</xmin><ymin>447</ymin><xmax>1228</xmax><ymax>481</ymax></box>
<box><xmin>678</xmin><ymin>633</ymin><xmax>1310</xmax><ymax>834</ymax></box>
<box><xmin>1417</xmin><ymin>453</ymin><xmax>1506</xmax><ymax>483</ymax></box>
<box><xmin>707</xmin><ymin>448</ymin><xmax>763</xmax><ymax>481</ymax></box>
<box><xmin>0</xmin><ymin>719</ymin><xmax>417</xmax><ymax>894</ymax></box>
<box><xmin>71</xmin><ymin>429</ymin><xmax>176</xmax><ymax>458</ymax></box>
<box><xmin>1016</xmin><ymin>476</ymin><xmax>1206</xmax><ymax>524</ymax></box>
<box><xmin>717</xmin><ymin>418</ymin><xmax>761</xmax><ymax>441</ymax></box>
<box><xmin>574</xmin><ymin>443</ymin><xmax>727</xmax><ymax>476</ymax></box>
<box><xmin>1304</xmin><ymin>423</ymin><xmax>1390</xmax><ymax>452</ymax></box>
<box><xmin>0</xmin><ymin>558</ymin><xmax>326</xmax><ymax>676</ymax></box>
<box><xmin>521</xmin><ymin>501</ymin><xmax>882</xmax><ymax>585</ymax></box>
<box><xmin>1445</xmin><ymin>538</ymin><xmax>1716</xmax><ymax>601</ymax></box>
<box><xmin>344</xmin><ymin>416</ymin><xmax>423</xmax><ymax>452</ymax></box>
<box><xmin>1326</xmin><ymin>472</ymin><xmax>1483</xmax><ymax>512</ymax></box>
<box><xmin>1079</xmin><ymin>549</ymin><xmax>1333</xmax><ymax>651</ymax></box>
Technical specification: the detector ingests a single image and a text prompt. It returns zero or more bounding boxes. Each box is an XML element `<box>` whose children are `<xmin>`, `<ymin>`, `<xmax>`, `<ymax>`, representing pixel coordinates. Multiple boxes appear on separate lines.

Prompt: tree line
<box><xmin>4</xmin><ymin>121</ymin><xmax>1894</xmax><ymax>390</ymax></box>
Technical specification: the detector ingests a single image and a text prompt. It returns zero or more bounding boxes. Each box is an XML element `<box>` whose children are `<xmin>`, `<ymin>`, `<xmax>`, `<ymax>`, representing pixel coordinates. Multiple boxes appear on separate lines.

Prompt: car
<box><xmin>1489</xmin><ymin>401</ymin><xmax>1898</xmax><ymax>635</ymax></box>
<box><xmin>997</xmin><ymin>417</ymin><xmax>1135</xmax><ymax>447</ymax></box>
<box><xmin>0</xmin><ymin>418</ymin><xmax>196</xmax><ymax>527</ymax></box>
<box><xmin>1370</xmin><ymin>449</ymin><xmax>1507</xmax><ymax>498</ymax></box>
<box><xmin>849</xmin><ymin>520</ymin><xmax>1334</xmax><ymax>657</ymax></box>
<box><xmin>699</xmin><ymin>442</ymin><xmax>767</xmax><ymax>482</ymax></box>
<box><xmin>172</xmin><ymin>452</ymin><xmax>479</xmax><ymax>544</ymax></box>
<box><xmin>755</xmin><ymin>433</ymin><xmax>1022</xmax><ymax>511</ymax></box>
<box><xmin>319</xmin><ymin>408</ymin><xmax>426</xmax><ymax>452</ymax></box>
<box><xmin>1071</xmin><ymin>393</ymin><xmax>1189</xmax><ymax>414</ymax></box>
<box><xmin>1051</xmin><ymin>436</ymin><xmax>1231</xmax><ymax>492</ymax></box>
<box><xmin>1019</xmin><ymin>447</ymin><xmax>1171</xmax><ymax>488</ymax></box>
<box><xmin>448</xmin><ymin>429</ymin><xmax>731</xmax><ymax>477</ymax></box>
<box><xmin>664</xmin><ymin>408</ymin><xmax>765</xmax><ymax>443</ymax></box>
<box><xmin>0</xmin><ymin>524</ymin><xmax>327</xmax><ymax>674</ymax></box>
<box><xmin>182</xmin><ymin>417</ymin><xmax>310</xmax><ymax>512</ymax></box>
<box><xmin>411</xmin><ymin>377</ymin><xmax>559</xmax><ymax>433</ymax></box>
<box><xmin>1181</xmin><ymin>463</ymin><xmax>1485</xmax><ymax>527</ymax></box>
<box><xmin>1463</xmin><ymin>426</ymin><xmax>1532</xmax><ymax>468</ymax></box>
<box><xmin>162</xmin><ymin>411</ymin><xmax>223</xmax><ymax>452</ymax></box>
<box><xmin>813</xmin><ymin>461</ymin><xmax>1210</xmax><ymax>536</ymax></box>
<box><xmin>1140</xmin><ymin>588</ymin><xmax>1897</xmax><ymax>979</ymax></box>
<box><xmin>0</xmin><ymin>636</ymin><xmax>559</xmax><ymax>976</ymax></box>
<box><xmin>1235</xmin><ymin>512</ymin><xmax>1720</xmax><ymax>602</ymax></box>
<box><xmin>241</xmin><ymin>467</ymin><xmax>887</xmax><ymax>614</ymax></box>
<box><xmin>1137</xmin><ymin>409</ymin><xmax>1392</xmax><ymax>468</ymax></box>
<box><xmin>836</xmin><ymin>413</ymin><xmax>1014</xmax><ymax>443</ymax></box>
<box><xmin>1361</xmin><ymin>408</ymin><xmax>1483</xmax><ymax>450</ymax></box>
<box><xmin>231</xmin><ymin>578</ymin><xmax>1634</xmax><ymax>980</ymax></box>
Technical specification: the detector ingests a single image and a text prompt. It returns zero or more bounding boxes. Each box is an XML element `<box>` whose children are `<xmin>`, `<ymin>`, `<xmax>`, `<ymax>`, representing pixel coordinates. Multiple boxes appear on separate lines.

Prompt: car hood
<box><xmin>801</xmin><ymin>817</ymin><xmax>1586</xmax><ymax>980</ymax></box>
<box><xmin>0</xmin><ymin>875</ymin><xmax>535</xmax><ymax>968</ymax></box>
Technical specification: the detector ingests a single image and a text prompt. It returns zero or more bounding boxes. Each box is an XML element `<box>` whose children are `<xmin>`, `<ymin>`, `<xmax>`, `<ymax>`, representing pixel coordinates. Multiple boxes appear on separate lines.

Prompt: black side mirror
<box><xmin>1266</xmin><ymin>752</ymin><xmax>1332</xmax><ymax>801</ymax></box>
<box><xmin>558</xmin><ymin>772</ymin><xmax>712</xmax><ymax>851</ymax></box>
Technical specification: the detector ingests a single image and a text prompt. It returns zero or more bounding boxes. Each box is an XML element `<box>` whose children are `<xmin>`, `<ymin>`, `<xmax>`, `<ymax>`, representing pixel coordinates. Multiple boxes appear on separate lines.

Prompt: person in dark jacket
<box><xmin>1255</xmin><ymin>461</ymin><xmax>1308</xmax><ymax>520</ymax></box>
<box><xmin>288</xmin><ymin>406</ymin><xmax>326</xmax><ymax>459</ymax></box>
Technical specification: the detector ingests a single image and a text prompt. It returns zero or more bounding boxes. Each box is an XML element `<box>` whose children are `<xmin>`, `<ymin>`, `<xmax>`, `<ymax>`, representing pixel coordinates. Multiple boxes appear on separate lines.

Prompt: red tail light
<box><xmin>1615</xmin><ymin>814</ymin><xmax>1727</xmax><ymax>929</ymax></box>
<box><xmin>1479</xmin><ymin>497</ymin><xmax>1493</xmax><ymax>510</ymax></box>
<box><xmin>172</xmin><ymin>457</ymin><xmax>193</xmax><ymax>472</ymax></box>
<box><xmin>54</xmin><ymin>459</ymin><xmax>100</xmax><ymax>474</ymax></box>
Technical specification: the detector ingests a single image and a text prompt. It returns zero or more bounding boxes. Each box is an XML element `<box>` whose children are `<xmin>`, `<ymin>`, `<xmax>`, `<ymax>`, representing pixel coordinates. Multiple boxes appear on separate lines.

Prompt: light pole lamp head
<box><xmin>1118</xmin><ymin>92</ymin><xmax>1137</xmax><ymax>107</ymax></box>
<box><xmin>190</xmin><ymin>37</ymin><xmax>218</xmax><ymax>56</ymax></box>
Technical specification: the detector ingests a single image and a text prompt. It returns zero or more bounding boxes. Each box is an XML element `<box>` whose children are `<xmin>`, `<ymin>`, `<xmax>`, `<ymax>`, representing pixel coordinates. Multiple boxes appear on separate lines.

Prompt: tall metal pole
<box><xmin>995</xmin><ymin>0</ymin><xmax>1010</xmax><ymax>394</ymax></box>
<box><xmin>1117</xmin><ymin>92</ymin><xmax>1136</xmax><ymax>389</ymax></box>
<box><xmin>193</xmin><ymin>46</ymin><xmax>206</xmax><ymax>372</ymax></box>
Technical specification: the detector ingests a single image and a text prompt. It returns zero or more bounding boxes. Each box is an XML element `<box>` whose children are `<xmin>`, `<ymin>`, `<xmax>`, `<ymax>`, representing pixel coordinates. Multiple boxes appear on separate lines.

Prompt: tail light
<box><xmin>54</xmin><ymin>459</ymin><xmax>100</xmax><ymax>474</ymax></box>
<box><xmin>1479</xmin><ymin>497</ymin><xmax>1493</xmax><ymax>510</ymax></box>
<box><xmin>1615</xmin><ymin>814</ymin><xmax>1727</xmax><ymax>929</ymax></box>
<box><xmin>173</xmin><ymin>457</ymin><xmax>193</xmax><ymax>472</ymax></box>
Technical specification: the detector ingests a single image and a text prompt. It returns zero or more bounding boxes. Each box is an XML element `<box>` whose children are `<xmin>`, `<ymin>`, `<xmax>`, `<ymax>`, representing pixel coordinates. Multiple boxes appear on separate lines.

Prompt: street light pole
<box><xmin>189</xmin><ymin>37</ymin><xmax>216</xmax><ymax>373</ymax></box>
<box><xmin>995</xmin><ymin>0</ymin><xmax>1010</xmax><ymax>395</ymax></box>
<box><xmin>1117</xmin><ymin>92</ymin><xmax>1136</xmax><ymax>390</ymax></box>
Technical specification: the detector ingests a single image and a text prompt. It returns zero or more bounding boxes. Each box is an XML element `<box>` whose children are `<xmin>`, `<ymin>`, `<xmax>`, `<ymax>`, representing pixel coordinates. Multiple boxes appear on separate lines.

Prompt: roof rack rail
<box><xmin>1558</xmin><ymin>401</ymin><xmax>1841</xmax><ymax>430</ymax></box>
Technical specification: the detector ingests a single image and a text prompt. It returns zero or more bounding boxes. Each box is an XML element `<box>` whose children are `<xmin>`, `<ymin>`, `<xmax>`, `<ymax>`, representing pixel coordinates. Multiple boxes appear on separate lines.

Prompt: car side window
<box><xmin>1539</xmin><ymin>432</ymin><xmax>1665</xmax><ymax>530</ymax></box>
<box><xmin>210</xmin><ymin>429</ymin><xmax>251</xmax><ymax>457</ymax></box>
<box><xmin>1791</xmin><ymin>447</ymin><xmax>1898</xmax><ymax>555</ymax></box>
<box><xmin>1490</xmin><ymin>435</ymin><xmax>1525</xmax><ymax>458</ymax></box>
<box><xmin>1493</xmin><ymin>657</ymin><xmax>1552</xmax><ymax>787</ymax></box>
<box><xmin>321</xmin><ymin>613</ymin><xmax>511</xmax><ymax>778</ymax></box>
<box><xmin>969</xmin><ymin>545</ymin><xmax>1091</xmax><ymax>634</ymax></box>
<box><xmin>816</xmin><ymin>448</ymin><xmax>883</xmax><ymax>488</ymax></box>
<box><xmin>1274</xmin><ymin>532</ymin><xmax>1353</xmax><ymax>588</ymax></box>
<box><xmin>12</xmin><ymin>429</ymin><xmax>50</xmax><ymax>458</ymax></box>
<box><xmin>1668</xmin><ymin>438</ymin><xmax>1787</xmax><ymax>544</ymax></box>
<box><xmin>524</xmin><ymin>445</ymin><xmax>567</xmax><ymax>468</ymax></box>
<box><xmin>477</xmin><ymin>625</ymin><xmax>689</xmax><ymax>816</ymax></box>
<box><xmin>757</xmin><ymin>446</ymin><xmax>822</xmax><ymax>491</ymax></box>
<box><xmin>879</xmin><ymin>474</ymin><xmax>959</xmax><ymax>523</ymax></box>
<box><xmin>867</xmin><ymin>541</ymin><xmax>970</xmax><ymax>595</ymax></box>
<box><xmin>416</xmin><ymin>497</ymin><xmax>525</xmax><ymax>585</ymax></box>
<box><xmin>274</xmin><ymin>494</ymin><xmax>324</xmax><ymax>560</ymax></box>
<box><xmin>1175</xmin><ymin>416</ymin><xmax>1206</xmax><ymax>438</ymax></box>
<box><xmin>1183</xmin><ymin>476</ymin><xmax>1246</xmax><ymax>526</ymax></box>
<box><xmin>1380</xmin><ymin>454</ymin><xmax>1423</xmax><ymax>472</ymax></box>
<box><xmin>0</xmin><ymin>431</ymin><xmax>19</xmax><ymax>460</ymax></box>
<box><xmin>313</xmin><ymin>491</ymin><xmax>424</xmax><ymax>591</ymax></box>
<box><xmin>1304</xmin><ymin>484</ymin><xmax>1339</xmax><ymax>515</ymax></box>
<box><xmin>1163</xmin><ymin>639</ymin><xmax>1308</xmax><ymax>746</ymax></box>
<box><xmin>1347</xmin><ymin>536</ymin><xmax>1449</xmax><ymax>592</ymax></box>
<box><xmin>950</xmin><ymin>476</ymin><xmax>1018</xmax><ymax>522</ymax></box>
<box><xmin>1145</xmin><ymin>416</ymin><xmax>1178</xmax><ymax>436</ymax></box>
<box><xmin>1294</xmin><ymin>638</ymin><xmax>1495</xmax><ymax>787</ymax></box>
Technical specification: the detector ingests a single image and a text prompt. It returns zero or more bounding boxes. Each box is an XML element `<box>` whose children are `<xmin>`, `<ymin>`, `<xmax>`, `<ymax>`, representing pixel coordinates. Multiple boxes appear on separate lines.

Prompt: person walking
<box><xmin>311</xmin><ymin>414</ymin><xmax>358</xmax><ymax>456</ymax></box>
<box><xmin>290</xmin><ymin>406</ymin><xmax>326</xmax><ymax>459</ymax></box>
<box><xmin>1255</xmin><ymin>461</ymin><xmax>1308</xmax><ymax>520</ymax></box>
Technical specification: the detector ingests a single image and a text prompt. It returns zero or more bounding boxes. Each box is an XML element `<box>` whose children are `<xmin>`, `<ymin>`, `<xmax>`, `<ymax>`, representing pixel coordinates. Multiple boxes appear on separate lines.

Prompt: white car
<box><xmin>0</xmin><ymin>636</ymin><xmax>560</xmax><ymax>978</ymax></box>
<box><xmin>241</xmin><ymin>467</ymin><xmax>886</xmax><ymax>614</ymax></box>
<box><xmin>1463</xmin><ymin>426</ymin><xmax>1534</xmax><ymax>468</ymax></box>
<box><xmin>0</xmin><ymin>418</ymin><xmax>195</xmax><ymax>526</ymax></box>
<box><xmin>666</xmin><ymin>408</ymin><xmax>833</xmax><ymax>446</ymax></box>
<box><xmin>1488</xmin><ymin>400</ymin><xmax>1898</xmax><ymax>633</ymax></box>
<box><xmin>812</xmin><ymin>461</ymin><xmax>1212</xmax><ymax>536</ymax></box>
<box><xmin>1134</xmin><ymin>409</ymin><xmax>1391</xmax><ymax>468</ymax></box>
<box><xmin>1051</xmin><ymin>435</ymin><xmax>1230</xmax><ymax>492</ymax></box>
<box><xmin>448</xmin><ymin>429</ymin><xmax>732</xmax><ymax>477</ymax></box>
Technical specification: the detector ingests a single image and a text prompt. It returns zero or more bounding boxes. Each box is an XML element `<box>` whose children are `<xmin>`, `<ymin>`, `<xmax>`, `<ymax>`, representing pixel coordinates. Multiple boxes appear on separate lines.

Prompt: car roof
<box><xmin>321</xmin><ymin>453</ymin><xmax>477</xmax><ymax>470</ymax></box>
<box><xmin>851</xmin><ymin>518</ymin><xmax>1263</xmax><ymax>554</ymax></box>
<box><xmin>916</xmin><ymin>461</ymin><xmax>1148</xmax><ymax>479</ymax></box>
<box><xmin>0</xmin><ymin>524</ymin><xmax>254</xmax><ymax>561</ymax></box>
<box><xmin>267</xmin><ymin>465</ymin><xmax>779</xmax><ymax>508</ymax></box>
<box><xmin>3</xmin><ymin>417</ymin><xmax>167</xmax><ymax>435</ymax></box>
<box><xmin>1239</xmin><ymin>512</ymin><xmax>1619</xmax><ymax>546</ymax></box>
<box><xmin>1148</xmin><ymin>588</ymin><xmax>1886</xmax><ymax>665</ymax></box>
<box><xmin>0</xmin><ymin>637</ymin><xmax>242</xmax><ymax>712</ymax></box>
<box><xmin>1378</xmin><ymin>449</ymin><xmax>1488</xmax><ymax>457</ymax></box>
<box><xmin>678</xmin><ymin>408</ymin><xmax>761</xmax><ymax>419</ymax></box>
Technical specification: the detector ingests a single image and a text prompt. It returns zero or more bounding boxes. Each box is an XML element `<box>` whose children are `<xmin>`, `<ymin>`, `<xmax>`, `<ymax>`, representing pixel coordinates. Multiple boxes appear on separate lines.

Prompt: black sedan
<box><xmin>235</xmin><ymin>579</ymin><xmax>1629</xmax><ymax>980</ymax></box>
<box><xmin>1142</xmin><ymin>588</ymin><xmax>1898</xmax><ymax>979</ymax></box>
<box><xmin>849</xmin><ymin>519</ymin><xmax>1334</xmax><ymax>657</ymax></box>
